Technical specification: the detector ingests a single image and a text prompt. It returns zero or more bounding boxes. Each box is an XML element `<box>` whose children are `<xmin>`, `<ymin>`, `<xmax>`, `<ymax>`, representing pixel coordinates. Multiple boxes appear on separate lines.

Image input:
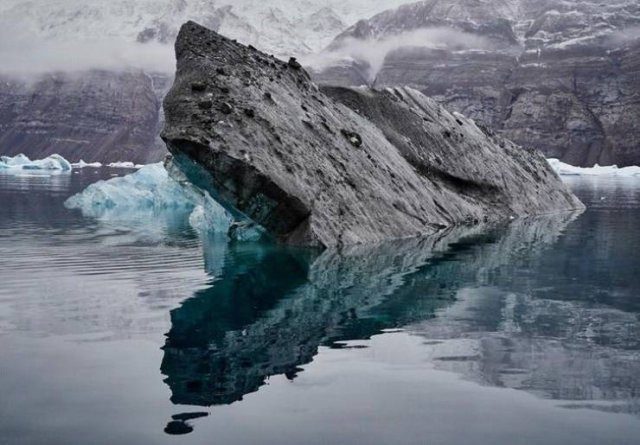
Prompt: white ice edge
<box><xmin>0</xmin><ymin>154</ymin><xmax>146</xmax><ymax>173</ymax></box>
<box><xmin>1</xmin><ymin>153</ymin><xmax>72</xmax><ymax>171</ymax></box>
<box><xmin>3</xmin><ymin>153</ymin><xmax>639</xmax><ymax>180</ymax></box>
<box><xmin>547</xmin><ymin>158</ymin><xmax>640</xmax><ymax>178</ymax></box>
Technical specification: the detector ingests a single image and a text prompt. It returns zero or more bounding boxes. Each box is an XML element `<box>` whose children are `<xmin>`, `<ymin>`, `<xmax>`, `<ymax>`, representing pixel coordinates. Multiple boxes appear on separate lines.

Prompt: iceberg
<box><xmin>0</xmin><ymin>155</ymin><xmax>146</xmax><ymax>172</ymax></box>
<box><xmin>65</xmin><ymin>163</ymin><xmax>235</xmax><ymax>236</ymax></box>
<box><xmin>107</xmin><ymin>161</ymin><xmax>144</xmax><ymax>169</ymax></box>
<box><xmin>548</xmin><ymin>158</ymin><xmax>640</xmax><ymax>178</ymax></box>
<box><xmin>0</xmin><ymin>153</ymin><xmax>72</xmax><ymax>172</ymax></box>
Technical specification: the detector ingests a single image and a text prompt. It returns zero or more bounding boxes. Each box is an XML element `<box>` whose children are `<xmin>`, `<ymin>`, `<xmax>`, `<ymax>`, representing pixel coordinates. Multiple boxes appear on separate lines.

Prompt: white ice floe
<box><xmin>107</xmin><ymin>161</ymin><xmax>144</xmax><ymax>169</ymax></box>
<box><xmin>65</xmin><ymin>163</ymin><xmax>234</xmax><ymax>235</ymax></box>
<box><xmin>0</xmin><ymin>153</ymin><xmax>72</xmax><ymax>172</ymax></box>
<box><xmin>0</xmin><ymin>154</ymin><xmax>147</xmax><ymax>172</ymax></box>
<box><xmin>547</xmin><ymin>158</ymin><xmax>640</xmax><ymax>178</ymax></box>
<box><xmin>71</xmin><ymin>160</ymin><xmax>103</xmax><ymax>168</ymax></box>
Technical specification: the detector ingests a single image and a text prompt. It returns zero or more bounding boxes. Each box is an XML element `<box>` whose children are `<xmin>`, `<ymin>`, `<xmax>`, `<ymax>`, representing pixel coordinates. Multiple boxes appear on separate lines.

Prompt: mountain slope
<box><xmin>0</xmin><ymin>0</ymin><xmax>414</xmax><ymax>62</ymax></box>
<box><xmin>312</xmin><ymin>0</ymin><xmax>640</xmax><ymax>167</ymax></box>
<box><xmin>0</xmin><ymin>0</ymin><xmax>415</xmax><ymax>162</ymax></box>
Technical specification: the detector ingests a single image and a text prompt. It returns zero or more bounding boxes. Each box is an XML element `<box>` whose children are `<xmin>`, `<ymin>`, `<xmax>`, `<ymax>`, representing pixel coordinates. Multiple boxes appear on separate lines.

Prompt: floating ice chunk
<box><xmin>65</xmin><ymin>163</ymin><xmax>200</xmax><ymax>216</ymax></box>
<box><xmin>107</xmin><ymin>161</ymin><xmax>143</xmax><ymax>169</ymax></box>
<box><xmin>65</xmin><ymin>163</ymin><xmax>237</xmax><ymax>236</ymax></box>
<box><xmin>547</xmin><ymin>158</ymin><xmax>640</xmax><ymax>178</ymax></box>
<box><xmin>0</xmin><ymin>153</ymin><xmax>31</xmax><ymax>167</ymax></box>
<box><xmin>0</xmin><ymin>153</ymin><xmax>72</xmax><ymax>172</ymax></box>
<box><xmin>71</xmin><ymin>160</ymin><xmax>103</xmax><ymax>168</ymax></box>
<box><xmin>65</xmin><ymin>163</ymin><xmax>269</xmax><ymax>241</ymax></box>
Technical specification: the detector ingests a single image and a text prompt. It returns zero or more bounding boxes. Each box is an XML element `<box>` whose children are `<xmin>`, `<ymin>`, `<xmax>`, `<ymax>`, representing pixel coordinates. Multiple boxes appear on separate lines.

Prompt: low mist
<box><xmin>302</xmin><ymin>27</ymin><xmax>493</xmax><ymax>83</ymax></box>
<box><xmin>0</xmin><ymin>24</ymin><xmax>175</xmax><ymax>79</ymax></box>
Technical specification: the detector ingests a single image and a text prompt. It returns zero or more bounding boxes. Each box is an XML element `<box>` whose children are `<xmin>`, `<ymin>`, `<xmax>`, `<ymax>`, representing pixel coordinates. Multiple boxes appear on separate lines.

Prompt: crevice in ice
<box><xmin>166</xmin><ymin>153</ymin><xmax>267</xmax><ymax>242</ymax></box>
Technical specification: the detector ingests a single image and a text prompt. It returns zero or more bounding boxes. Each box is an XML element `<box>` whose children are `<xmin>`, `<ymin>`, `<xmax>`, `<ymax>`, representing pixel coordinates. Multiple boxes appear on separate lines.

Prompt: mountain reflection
<box><xmin>161</xmin><ymin>212</ymin><xmax>597</xmax><ymax>418</ymax></box>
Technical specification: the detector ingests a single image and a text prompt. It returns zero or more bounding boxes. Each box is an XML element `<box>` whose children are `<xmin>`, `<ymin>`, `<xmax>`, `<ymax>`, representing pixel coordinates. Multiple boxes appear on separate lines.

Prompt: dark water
<box><xmin>1</xmin><ymin>169</ymin><xmax>639</xmax><ymax>445</ymax></box>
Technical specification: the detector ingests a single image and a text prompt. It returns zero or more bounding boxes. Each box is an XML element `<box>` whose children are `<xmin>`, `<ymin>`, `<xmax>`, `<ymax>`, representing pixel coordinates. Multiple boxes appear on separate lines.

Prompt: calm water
<box><xmin>1</xmin><ymin>169</ymin><xmax>639</xmax><ymax>445</ymax></box>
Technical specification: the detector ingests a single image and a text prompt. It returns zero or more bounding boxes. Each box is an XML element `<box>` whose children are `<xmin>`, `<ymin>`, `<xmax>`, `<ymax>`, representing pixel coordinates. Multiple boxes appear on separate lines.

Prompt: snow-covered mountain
<box><xmin>312</xmin><ymin>0</ymin><xmax>640</xmax><ymax>167</ymax></box>
<box><xmin>0</xmin><ymin>0</ymin><xmax>414</xmax><ymax>66</ymax></box>
<box><xmin>0</xmin><ymin>0</ymin><xmax>415</xmax><ymax>162</ymax></box>
<box><xmin>338</xmin><ymin>0</ymin><xmax>640</xmax><ymax>47</ymax></box>
<box><xmin>2</xmin><ymin>0</ymin><xmax>639</xmax><ymax>166</ymax></box>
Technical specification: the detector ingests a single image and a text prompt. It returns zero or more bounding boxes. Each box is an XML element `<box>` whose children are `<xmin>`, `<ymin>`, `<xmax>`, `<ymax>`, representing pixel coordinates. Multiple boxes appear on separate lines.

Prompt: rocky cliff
<box><xmin>312</xmin><ymin>0</ymin><xmax>640</xmax><ymax>167</ymax></box>
<box><xmin>162</xmin><ymin>21</ymin><xmax>582</xmax><ymax>248</ymax></box>
<box><xmin>0</xmin><ymin>71</ymin><xmax>169</xmax><ymax>164</ymax></box>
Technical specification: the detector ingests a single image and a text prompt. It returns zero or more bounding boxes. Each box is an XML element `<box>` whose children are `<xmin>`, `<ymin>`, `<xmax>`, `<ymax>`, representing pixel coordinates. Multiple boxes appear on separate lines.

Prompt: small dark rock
<box><xmin>288</xmin><ymin>57</ymin><xmax>302</xmax><ymax>70</ymax></box>
<box><xmin>220</xmin><ymin>102</ymin><xmax>233</xmax><ymax>114</ymax></box>
<box><xmin>264</xmin><ymin>91</ymin><xmax>272</xmax><ymax>100</ymax></box>
<box><xmin>164</xmin><ymin>421</ymin><xmax>193</xmax><ymax>436</ymax></box>
<box><xmin>219</xmin><ymin>86</ymin><xmax>230</xmax><ymax>94</ymax></box>
<box><xmin>244</xmin><ymin>108</ymin><xmax>255</xmax><ymax>118</ymax></box>
<box><xmin>455</xmin><ymin>119</ymin><xmax>463</xmax><ymax>126</ymax></box>
<box><xmin>443</xmin><ymin>130</ymin><xmax>452</xmax><ymax>138</ymax></box>
<box><xmin>341</xmin><ymin>129</ymin><xmax>363</xmax><ymax>148</ymax></box>
<box><xmin>216</xmin><ymin>67</ymin><xmax>226</xmax><ymax>76</ymax></box>
<box><xmin>197</xmin><ymin>100</ymin><xmax>213</xmax><ymax>110</ymax></box>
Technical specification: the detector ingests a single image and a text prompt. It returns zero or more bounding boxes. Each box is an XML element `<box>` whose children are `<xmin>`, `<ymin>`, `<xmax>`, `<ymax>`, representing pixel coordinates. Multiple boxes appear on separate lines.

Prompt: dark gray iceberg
<box><xmin>162</xmin><ymin>21</ymin><xmax>583</xmax><ymax>248</ymax></box>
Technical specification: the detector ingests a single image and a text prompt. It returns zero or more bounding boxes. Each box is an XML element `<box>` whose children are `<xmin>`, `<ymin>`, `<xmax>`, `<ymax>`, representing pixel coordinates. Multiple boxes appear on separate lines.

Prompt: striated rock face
<box><xmin>0</xmin><ymin>71</ymin><xmax>169</xmax><ymax>163</ymax></box>
<box><xmin>162</xmin><ymin>21</ymin><xmax>582</xmax><ymax>248</ymax></box>
<box><xmin>313</xmin><ymin>0</ymin><xmax>640</xmax><ymax>167</ymax></box>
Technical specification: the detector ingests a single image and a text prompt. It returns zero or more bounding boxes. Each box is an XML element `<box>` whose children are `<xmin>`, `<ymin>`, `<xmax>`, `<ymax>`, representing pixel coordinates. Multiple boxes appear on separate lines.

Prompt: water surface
<box><xmin>1</xmin><ymin>170</ymin><xmax>639</xmax><ymax>445</ymax></box>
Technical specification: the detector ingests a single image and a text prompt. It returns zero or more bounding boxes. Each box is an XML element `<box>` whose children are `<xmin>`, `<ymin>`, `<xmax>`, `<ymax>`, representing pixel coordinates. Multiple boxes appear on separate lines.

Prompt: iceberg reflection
<box><xmin>162</xmin><ymin>210</ymin><xmax>637</xmax><ymax>423</ymax></box>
